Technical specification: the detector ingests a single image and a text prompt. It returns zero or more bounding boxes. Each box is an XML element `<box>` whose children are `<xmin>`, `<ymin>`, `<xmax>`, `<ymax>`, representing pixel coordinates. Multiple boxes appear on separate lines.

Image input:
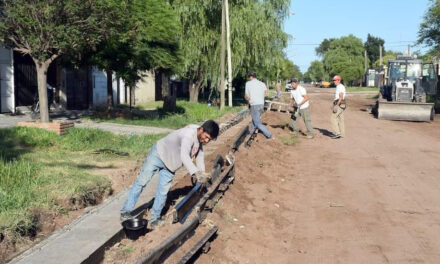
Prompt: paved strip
<box><xmin>74</xmin><ymin>121</ymin><xmax>173</xmax><ymax>135</ymax></box>
<box><xmin>8</xmin><ymin>177</ymin><xmax>160</xmax><ymax>264</ymax></box>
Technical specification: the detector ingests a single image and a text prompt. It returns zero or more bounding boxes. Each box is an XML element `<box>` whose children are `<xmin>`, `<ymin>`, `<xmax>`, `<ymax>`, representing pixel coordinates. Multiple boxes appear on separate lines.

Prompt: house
<box><xmin>0</xmin><ymin>47</ymin><xmax>164</xmax><ymax>114</ymax></box>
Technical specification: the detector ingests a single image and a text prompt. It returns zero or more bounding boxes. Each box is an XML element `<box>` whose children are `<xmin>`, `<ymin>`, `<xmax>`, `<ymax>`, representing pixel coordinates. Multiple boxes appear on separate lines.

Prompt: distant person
<box><xmin>275</xmin><ymin>82</ymin><xmax>282</xmax><ymax>99</ymax></box>
<box><xmin>330</xmin><ymin>75</ymin><xmax>346</xmax><ymax>139</ymax></box>
<box><xmin>120</xmin><ymin>120</ymin><xmax>219</xmax><ymax>229</ymax></box>
<box><xmin>244</xmin><ymin>71</ymin><xmax>273</xmax><ymax>139</ymax></box>
<box><xmin>289</xmin><ymin>78</ymin><xmax>314</xmax><ymax>139</ymax></box>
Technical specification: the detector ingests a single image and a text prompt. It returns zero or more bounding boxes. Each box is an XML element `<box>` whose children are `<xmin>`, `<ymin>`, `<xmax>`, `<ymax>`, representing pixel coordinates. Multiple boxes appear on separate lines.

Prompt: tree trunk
<box><xmin>130</xmin><ymin>82</ymin><xmax>135</xmax><ymax>107</ymax></box>
<box><xmin>189</xmin><ymin>73</ymin><xmax>204</xmax><ymax>102</ymax></box>
<box><xmin>34</xmin><ymin>60</ymin><xmax>51</xmax><ymax>122</ymax></box>
<box><xmin>106</xmin><ymin>69</ymin><xmax>113</xmax><ymax>110</ymax></box>
<box><xmin>162</xmin><ymin>72</ymin><xmax>176</xmax><ymax>112</ymax></box>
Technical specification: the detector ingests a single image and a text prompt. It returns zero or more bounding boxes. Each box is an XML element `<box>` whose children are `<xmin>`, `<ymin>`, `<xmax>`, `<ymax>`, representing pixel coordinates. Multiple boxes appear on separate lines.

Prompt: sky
<box><xmin>284</xmin><ymin>0</ymin><xmax>433</xmax><ymax>73</ymax></box>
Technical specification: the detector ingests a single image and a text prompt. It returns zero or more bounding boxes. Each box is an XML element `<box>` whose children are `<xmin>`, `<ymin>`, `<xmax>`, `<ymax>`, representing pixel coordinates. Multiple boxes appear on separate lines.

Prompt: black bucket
<box><xmin>122</xmin><ymin>218</ymin><xmax>148</xmax><ymax>240</ymax></box>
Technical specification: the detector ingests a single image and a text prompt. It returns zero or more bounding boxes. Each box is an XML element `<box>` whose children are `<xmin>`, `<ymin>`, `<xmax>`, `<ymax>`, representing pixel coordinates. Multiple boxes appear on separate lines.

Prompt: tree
<box><xmin>364</xmin><ymin>34</ymin><xmax>385</xmax><ymax>68</ymax></box>
<box><xmin>323</xmin><ymin>35</ymin><xmax>365</xmax><ymax>85</ymax></box>
<box><xmin>278</xmin><ymin>59</ymin><xmax>301</xmax><ymax>81</ymax></box>
<box><xmin>315</xmin><ymin>38</ymin><xmax>335</xmax><ymax>57</ymax></box>
<box><xmin>0</xmin><ymin>0</ymin><xmax>118</xmax><ymax>122</ymax></box>
<box><xmin>170</xmin><ymin>0</ymin><xmax>290</xmax><ymax>103</ymax></box>
<box><xmin>417</xmin><ymin>0</ymin><xmax>440</xmax><ymax>56</ymax></box>
<box><xmin>372</xmin><ymin>50</ymin><xmax>401</xmax><ymax>68</ymax></box>
<box><xmin>90</xmin><ymin>0</ymin><xmax>180</xmax><ymax>110</ymax></box>
<box><xmin>305</xmin><ymin>60</ymin><xmax>327</xmax><ymax>82</ymax></box>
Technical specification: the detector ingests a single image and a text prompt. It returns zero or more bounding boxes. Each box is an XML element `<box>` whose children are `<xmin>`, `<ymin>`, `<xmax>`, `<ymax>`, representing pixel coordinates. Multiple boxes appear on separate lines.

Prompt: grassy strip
<box><xmin>85</xmin><ymin>100</ymin><xmax>241</xmax><ymax>129</ymax></box>
<box><xmin>0</xmin><ymin>127</ymin><xmax>163</xmax><ymax>242</ymax></box>
<box><xmin>346</xmin><ymin>86</ymin><xmax>379</xmax><ymax>92</ymax></box>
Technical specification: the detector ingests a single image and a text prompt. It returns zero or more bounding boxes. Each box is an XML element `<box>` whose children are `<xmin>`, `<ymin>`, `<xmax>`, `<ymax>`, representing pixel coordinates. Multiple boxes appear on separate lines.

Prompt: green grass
<box><xmin>85</xmin><ymin>100</ymin><xmax>241</xmax><ymax>129</ymax></box>
<box><xmin>279</xmin><ymin>135</ymin><xmax>299</xmax><ymax>146</ymax></box>
<box><xmin>0</xmin><ymin>127</ymin><xmax>163</xmax><ymax>241</ymax></box>
<box><xmin>346</xmin><ymin>86</ymin><xmax>379</xmax><ymax>92</ymax></box>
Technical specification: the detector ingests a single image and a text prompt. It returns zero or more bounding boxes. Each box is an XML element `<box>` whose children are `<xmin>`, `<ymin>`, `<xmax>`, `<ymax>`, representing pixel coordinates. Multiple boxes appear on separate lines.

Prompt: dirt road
<box><xmin>197</xmin><ymin>86</ymin><xmax>440</xmax><ymax>263</ymax></box>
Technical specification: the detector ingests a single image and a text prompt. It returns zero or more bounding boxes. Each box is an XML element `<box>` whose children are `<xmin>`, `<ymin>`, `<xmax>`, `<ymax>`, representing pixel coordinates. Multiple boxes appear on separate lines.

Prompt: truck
<box><xmin>376</xmin><ymin>55</ymin><xmax>436</xmax><ymax>121</ymax></box>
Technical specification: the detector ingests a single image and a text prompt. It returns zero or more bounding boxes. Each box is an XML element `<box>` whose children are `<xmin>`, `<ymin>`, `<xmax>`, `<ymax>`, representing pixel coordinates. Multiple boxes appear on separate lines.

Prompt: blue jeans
<box><xmin>250</xmin><ymin>104</ymin><xmax>272</xmax><ymax>138</ymax></box>
<box><xmin>121</xmin><ymin>144</ymin><xmax>174</xmax><ymax>222</ymax></box>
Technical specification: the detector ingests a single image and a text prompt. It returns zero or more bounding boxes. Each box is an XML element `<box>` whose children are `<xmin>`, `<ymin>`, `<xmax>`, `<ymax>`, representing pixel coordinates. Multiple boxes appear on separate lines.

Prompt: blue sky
<box><xmin>284</xmin><ymin>0</ymin><xmax>432</xmax><ymax>73</ymax></box>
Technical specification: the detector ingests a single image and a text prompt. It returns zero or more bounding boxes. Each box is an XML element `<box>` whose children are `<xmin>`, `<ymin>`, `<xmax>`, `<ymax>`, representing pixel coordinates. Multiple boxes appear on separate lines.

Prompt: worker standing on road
<box><xmin>330</xmin><ymin>75</ymin><xmax>346</xmax><ymax>139</ymax></box>
<box><xmin>120</xmin><ymin>120</ymin><xmax>219</xmax><ymax>229</ymax></box>
<box><xmin>245</xmin><ymin>71</ymin><xmax>274</xmax><ymax>139</ymax></box>
<box><xmin>290</xmin><ymin>78</ymin><xmax>314</xmax><ymax>139</ymax></box>
<box><xmin>275</xmin><ymin>82</ymin><xmax>282</xmax><ymax>99</ymax></box>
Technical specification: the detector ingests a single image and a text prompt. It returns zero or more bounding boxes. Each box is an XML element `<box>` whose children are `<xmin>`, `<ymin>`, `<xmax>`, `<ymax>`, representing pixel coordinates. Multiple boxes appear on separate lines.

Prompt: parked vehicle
<box><xmin>320</xmin><ymin>81</ymin><xmax>331</xmax><ymax>88</ymax></box>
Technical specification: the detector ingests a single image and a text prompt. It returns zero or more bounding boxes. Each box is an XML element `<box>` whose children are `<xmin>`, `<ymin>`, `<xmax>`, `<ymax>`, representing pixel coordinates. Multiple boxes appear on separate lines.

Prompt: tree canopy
<box><xmin>417</xmin><ymin>0</ymin><xmax>440</xmax><ymax>56</ymax></box>
<box><xmin>0</xmin><ymin>0</ymin><xmax>119</xmax><ymax>121</ymax></box>
<box><xmin>364</xmin><ymin>34</ymin><xmax>385</xmax><ymax>68</ymax></box>
<box><xmin>170</xmin><ymin>0</ymin><xmax>290</xmax><ymax>102</ymax></box>
<box><xmin>323</xmin><ymin>35</ymin><xmax>365</xmax><ymax>85</ymax></box>
<box><xmin>305</xmin><ymin>60</ymin><xmax>327</xmax><ymax>82</ymax></box>
<box><xmin>315</xmin><ymin>38</ymin><xmax>335</xmax><ymax>57</ymax></box>
<box><xmin>89</xmin><ymin>0</ymin><xmax>180</xmax><ymax>108</ymax></box>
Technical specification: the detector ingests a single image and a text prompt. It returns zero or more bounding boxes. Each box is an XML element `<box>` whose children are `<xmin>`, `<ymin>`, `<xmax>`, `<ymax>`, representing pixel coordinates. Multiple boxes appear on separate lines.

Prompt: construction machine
<box><xmin>376</xmin><ymin>55</ymin><xmax>436</xmax><ymax>121</ymax></box>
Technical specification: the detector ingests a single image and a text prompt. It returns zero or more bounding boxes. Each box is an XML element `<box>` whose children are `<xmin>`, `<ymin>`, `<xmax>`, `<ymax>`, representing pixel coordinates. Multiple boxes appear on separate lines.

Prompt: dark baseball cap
<box><xmin>247</xmin><ymin>71</ymin><xmax>256</xmax><ymax>78</ymax></box>
<box><xmin>290</xmin><ymin>78</ymin><xmax>298</xmax><ymax>83</ymax></box>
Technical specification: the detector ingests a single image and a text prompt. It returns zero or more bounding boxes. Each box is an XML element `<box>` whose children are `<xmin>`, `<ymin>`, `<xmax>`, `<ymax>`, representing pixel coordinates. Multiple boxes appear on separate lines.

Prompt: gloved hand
<box><xmin>332</xmin><ymin>105</ymin><xmax>338</xmax><ymax>113</ymax></box>
<box><xmin>193</xmin><ymin>171</ymin><xmax>210</xmax><ymax>184</ymax></box>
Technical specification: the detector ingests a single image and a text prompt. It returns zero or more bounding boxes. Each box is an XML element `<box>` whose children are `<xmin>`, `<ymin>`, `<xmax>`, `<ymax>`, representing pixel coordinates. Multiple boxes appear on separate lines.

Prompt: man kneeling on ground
<box><xmin>120</xmin><ymin>120</ymin><xmax>219</xmax><ymax>229</ymax></box>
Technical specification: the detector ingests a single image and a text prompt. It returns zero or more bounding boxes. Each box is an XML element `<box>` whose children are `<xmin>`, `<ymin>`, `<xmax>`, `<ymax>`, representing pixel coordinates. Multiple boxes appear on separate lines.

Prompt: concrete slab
<box><xmin>8</xmin><ymin>177</ymin><xmax>159</xmax><ymax>264</ymax></box>
<box><xmin>74</xmin><ymin>121</ymin><xmax>173</xmax><ymax>135</ymax></box>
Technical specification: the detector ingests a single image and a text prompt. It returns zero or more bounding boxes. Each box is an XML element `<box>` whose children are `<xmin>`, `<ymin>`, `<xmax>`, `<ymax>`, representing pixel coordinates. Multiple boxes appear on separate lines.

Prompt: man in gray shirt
<box><xmin>245</xmin><ymin>72</ymin><xmax>273</xmax><ymax>139</ymax></box>
<box><xmin>120</xmin><ymin>120</ymin><xmax>219</xmax><ymax>229</ymax></box>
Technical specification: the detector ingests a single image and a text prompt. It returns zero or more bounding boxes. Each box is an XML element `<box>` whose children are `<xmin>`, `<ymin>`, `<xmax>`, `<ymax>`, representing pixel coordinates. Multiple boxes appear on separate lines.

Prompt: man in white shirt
<box><xmin>245</xmin><ymin>71</ymin><xmax>273</xmax><ymax>139</ymax></box>
<box><xmin>331</xmin><ymin>75</ymin><xmax>346</xmax><ymax>139</ymax></box>
<box><xmin>290</xmin><ymin>78</ymin><xmax>314</xmax><ymax>139</ymax></box>
<box><xmin>120</xmin><ymin>120</ymin><xmax>219</xmax><ymax>229</ymax></box>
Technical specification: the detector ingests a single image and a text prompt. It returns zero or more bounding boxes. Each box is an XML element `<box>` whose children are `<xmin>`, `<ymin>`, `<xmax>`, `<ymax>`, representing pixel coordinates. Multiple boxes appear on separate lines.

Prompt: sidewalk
<box><xmin>8</xmin><ymin>177</ymin><xmax>161</xmax><ymax>264</ymax></box>
<box><xmin>0</xmin><ymin>112</ymin><xmax>172</xmax><ymax>135</ymax></box>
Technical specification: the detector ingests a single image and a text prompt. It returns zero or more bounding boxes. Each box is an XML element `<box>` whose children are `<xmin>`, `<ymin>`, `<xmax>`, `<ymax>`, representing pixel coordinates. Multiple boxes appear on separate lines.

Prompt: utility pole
<box><xmin>364</xmin><ymin>50</ymin><xmax>367</xmax><ymax>72</ymax></box>
<box><xmin>407</xmin><ymin>44</ymin><xmax>411</xmax><ymax>56</ymax></box>
<box><xmin>379</xmin><ymin>45</ymin><xmax>383</xmax><ymax>66</ymax></box>
<box><xmin>225</xmin><ymin>0</ymin><xmax>233</xmax><ymax>107</ymax></box>
<box><xmin>219</xmin><ymin>0</ymin><xmax>226</xmax><ymax>110</ymax></box>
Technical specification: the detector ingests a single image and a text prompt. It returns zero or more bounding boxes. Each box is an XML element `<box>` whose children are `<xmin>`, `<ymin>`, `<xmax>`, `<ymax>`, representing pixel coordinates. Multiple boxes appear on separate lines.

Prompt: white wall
<box><xmin>0</xmin><ymin>47</ymin><xmax>14</xmax><ymax>113</ymax></box>
<box><xmin>135</xmin><ymin>70</ymin><xmax>155</xmax><ymax>104</ymax></box>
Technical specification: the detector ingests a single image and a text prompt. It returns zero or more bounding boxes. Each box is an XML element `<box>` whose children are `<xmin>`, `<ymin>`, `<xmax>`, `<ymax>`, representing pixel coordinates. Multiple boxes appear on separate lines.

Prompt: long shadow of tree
<box><xmin>0</xmin><ymin>128</ymin><xmax>37</xmax><ymax>162</ymax></box>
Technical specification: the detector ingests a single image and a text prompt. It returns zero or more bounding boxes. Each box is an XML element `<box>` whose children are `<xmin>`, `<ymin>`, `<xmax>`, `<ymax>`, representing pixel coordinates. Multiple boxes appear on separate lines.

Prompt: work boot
<box><xmin>306</xmin><ymin>134</ymin><xmax>314</xmax><ymax>139</ymax></box>
<box><xmin>331</xmin><ymin>134</ymin><xmax>341</xmax><ymax>139</ymax></box>
<box><xmin>120</xmin><ymin>212</ymin><xmax>133</xmax><ymax>222</ymax></box>
<box><xmin>150</xmin><ymin>219</ymin><xmax>165</xmax><ymax>230</ymax></box>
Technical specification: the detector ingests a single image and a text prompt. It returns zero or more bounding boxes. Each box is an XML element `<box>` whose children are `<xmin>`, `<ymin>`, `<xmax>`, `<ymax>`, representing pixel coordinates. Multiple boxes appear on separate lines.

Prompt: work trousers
<box><xmin>121</xmin><ymin>144</ymin><xmax>175</xmax><ymax>222</ymax></box>
<box><xmin>331</xmin><ymin>105</ymin><xmax>345</xmax><ymax>137</ymax></box>
<box><xmin>250</xmin><ymin>104</ymin><xmax>272</xmax><ymax>138</ymax></box>
<box><xmin>292</xmin><ymin>106</ymin><xmax>314</xmax><ymax>136</ymax></box>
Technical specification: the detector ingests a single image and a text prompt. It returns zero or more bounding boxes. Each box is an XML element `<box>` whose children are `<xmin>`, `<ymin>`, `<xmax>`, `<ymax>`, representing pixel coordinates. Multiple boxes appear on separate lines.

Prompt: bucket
<box><xmin>121</xmin><ymin>218</ymin><xmax>148</xmax><ymax>240</ymax></box>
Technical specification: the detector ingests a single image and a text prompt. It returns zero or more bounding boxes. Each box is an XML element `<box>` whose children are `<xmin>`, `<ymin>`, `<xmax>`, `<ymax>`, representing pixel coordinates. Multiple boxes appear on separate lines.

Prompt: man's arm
<box><xmin>180</xmin><ymin>136</ymin><xmax>199</xmax><ymax>175</ymax></box>
<box><xmin>337</xmin><ymin>92</ymin><xmax>343</xmax><ymax>105</ymax></box>
<box><xmin>195</xmin><ymin>148</ymin><xmax>205</xmax><ymax>173</ymax></box>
